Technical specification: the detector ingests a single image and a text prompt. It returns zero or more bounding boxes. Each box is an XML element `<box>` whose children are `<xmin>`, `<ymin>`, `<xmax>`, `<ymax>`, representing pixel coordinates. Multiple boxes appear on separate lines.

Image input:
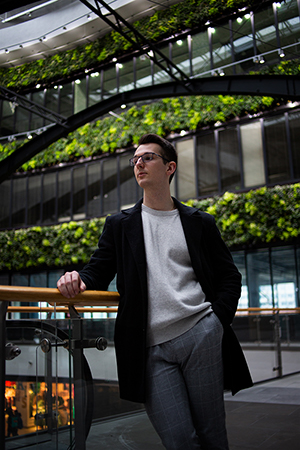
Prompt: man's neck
<box><xmin>143</xmin><ymin>190</ymin><xmax>175</xmax><ymax>211</ymax></box>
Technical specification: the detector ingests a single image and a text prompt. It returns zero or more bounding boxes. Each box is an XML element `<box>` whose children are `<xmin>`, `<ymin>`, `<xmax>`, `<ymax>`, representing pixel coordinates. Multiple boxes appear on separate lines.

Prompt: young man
<box><xmin>57</xmin><ymin>134</ymin><xmax>252</xmax><ymax>449</ymax></box>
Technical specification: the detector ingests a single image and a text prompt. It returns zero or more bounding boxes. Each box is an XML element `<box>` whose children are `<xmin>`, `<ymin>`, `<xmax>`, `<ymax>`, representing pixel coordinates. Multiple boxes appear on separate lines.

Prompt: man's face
<box><xmin>133</xmin><ymin>143</ymin><xmax>170</xmax><ymax>189</ymax></box>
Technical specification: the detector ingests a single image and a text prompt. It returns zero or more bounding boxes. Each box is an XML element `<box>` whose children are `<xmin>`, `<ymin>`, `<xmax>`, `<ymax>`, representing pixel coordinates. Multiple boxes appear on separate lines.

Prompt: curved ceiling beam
<box><xmin>0</xmin><ymin>74</ymin><xmax>300</xmax><ymax>183</ymax></box>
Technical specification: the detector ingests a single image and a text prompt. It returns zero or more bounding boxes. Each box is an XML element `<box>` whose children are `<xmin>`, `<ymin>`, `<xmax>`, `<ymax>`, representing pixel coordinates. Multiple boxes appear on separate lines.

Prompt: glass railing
<box><xmin>1</xmin><ymin>286</ymin><xmax>300</xmax><ymax>449</ymax></box>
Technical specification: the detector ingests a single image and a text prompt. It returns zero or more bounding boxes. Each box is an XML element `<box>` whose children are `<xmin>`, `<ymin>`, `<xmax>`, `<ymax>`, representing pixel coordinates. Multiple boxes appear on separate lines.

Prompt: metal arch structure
<box><xmin>0</xmin><ymin>73</ymin><xmax>300</xmax><ymax>184</ymax></box>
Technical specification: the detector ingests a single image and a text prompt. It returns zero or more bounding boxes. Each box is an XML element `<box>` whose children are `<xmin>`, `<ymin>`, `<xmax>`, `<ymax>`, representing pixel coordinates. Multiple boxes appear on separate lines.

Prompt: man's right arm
<box><xmin>57</xmin><ymin>270</ymin><xmax>86</xmax><ymax>298</ymax></box>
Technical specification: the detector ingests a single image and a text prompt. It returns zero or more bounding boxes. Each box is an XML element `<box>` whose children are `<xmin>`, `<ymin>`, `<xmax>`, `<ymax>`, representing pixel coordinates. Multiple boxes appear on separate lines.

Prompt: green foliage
<box><xmin>0</xmin><ymin>0</ymin><xmax>267</xmax><ymax>91</ymax></box>
<box><xmin>0</xmin><ymin>94</ymin><xmax>275</xmax><ymax>172</ymax></box>
<box><xmin>188</xmin><ymin>184</ymin><xmax>300</xmax><ymax>247</ymax></box>
<box><xmin>0</xmin><ymin>218</ymin><xmax>106</xmax><ymax>271</ymax></box>
<box><xmin>1</xmin><ymin>184</ymin><xmax>300</xmax><ymax>271</ymax></box>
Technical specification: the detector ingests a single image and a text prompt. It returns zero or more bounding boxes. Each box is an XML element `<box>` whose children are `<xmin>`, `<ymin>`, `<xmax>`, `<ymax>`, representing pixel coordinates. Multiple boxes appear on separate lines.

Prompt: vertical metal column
<box><xmin>0</xmin><ymin>302</ymin><xmax>8</xmax><ymax>450</ymax></box>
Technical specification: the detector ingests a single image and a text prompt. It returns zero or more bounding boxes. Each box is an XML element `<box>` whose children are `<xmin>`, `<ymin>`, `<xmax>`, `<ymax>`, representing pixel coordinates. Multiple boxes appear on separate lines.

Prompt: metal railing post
<box><xmin>0</xmin><ymin>302</ymin><xmax>8</xmax><ymax>450</ymax></box>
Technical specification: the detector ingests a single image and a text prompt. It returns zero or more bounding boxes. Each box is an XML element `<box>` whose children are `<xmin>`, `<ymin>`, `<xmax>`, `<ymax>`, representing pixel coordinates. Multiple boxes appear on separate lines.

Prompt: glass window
<box><xmin>0</xmin><ymin>179</ymin><xmax>11</xmax><ymax>228</ymax></box>
<box><xmin>240</xmin><ymin>121</ymin><xmax>265</xmax><ymax>187</ymax></box>
<box><xmin>72</xmin><ymin>165</ymin><xmax>86</xmax><ymax>220</ymax></box>
<box><xmin>288</xmin><ymin>110</ymin><xmax>300</xmax><ymax>178</ymax></box>
<box><xmin>246</xmin><ymin>250</ymin><xmax>272</xmax><ymax>308</ymax></box>
<box><xmin>58</xmin><ymin>169</ymin><xmax>71</xmax><ymax>222</ymax></box>
<box><xmin>119</xmin><ymin>152</ymin><xmax>139</xmax><ymax>209</ymax></box>
<box><xmin>264</xmin><ymin>115</ymin><xmax>289</xmax><ymax>183</ymax></box>
<box><xmin>27</xmin><ymin>174</ymin><xmax>42</xmax><ymax>226</ymax></box>
<box><xmin>103</xmin><ymin>66</ymin><xmax>117</xmax><ymax>99</ymax></box>
<box><xmin>0</xmin><ymin>100</ymin><xmax>15</xmax><ymax>136</ymax></box>
<box><xmin>211</xmin><ymin>25</ymin><xmax>233</xmax><ymax>73</ymax></box>
<box><xmin>102</xmin><ymin>157</ymin><xmax>118</xmax><ymax>215</ymax></box>
<box><xmin>219</xmin><ymin>128</ymin><xmax>241</xmax><ymax>191</ymax></box>
<box><xmin>135</xmin><ymin>55</ymin><xmax>152</xmax><ymax>88</ymax></box>
<box><xmin>172</xmin><ymin>37</ymin><xmax>191</xmax><ymax>77</ymax></box>
<box><xmin>254</xmin><ymin>7</ymin><xmax>278</xmax><ymax>65</ymax></box>
<box><xmin>232</xmin><ymin>251</ymin><xmax>248</xmax><ymax>308</ymax></box>
<box><xmin>191</xmin><ymin>31</ymin><xmax>210</xmax><ymax>76</ymax></box>
<box><xmin>45</xmin><ymin>87</ymin><xmax>59</xmax><ymax>126</ymax></box>
<box><xmin>232</xmin><ymin>14</ymin><xmax>255</xmax><ymax>73</ymax></box>
<box><xmin>154</xmin><ymin>45</ymin><xmax>172</xmax><ymax>85</ymax></box>
<box><xmin>0</xmin><ymin>273</ymin><xmax>9</xmax><ymax>285</ymax></box>
<box><xmin>276</xmin><ymin>0</ymin><xmax>300</xmax><ymax>59</ymax></box>
<box><xmin>271</xmin><ymin>247</ymin><xmax>297</xmax><ymax>308</ymax></box>
<box><xmin>74</xmin><ymin>78</ymin><xmax>87</xmax><ymax>114</ymax></box>
<box><xmin>196</xmin><ymin>132</ymin><xmax>218</xmax><ymax>196</ymax></box>
<box><xmin>15</xmin><ymin>97</ymin><xmax>31</xmax><ymax>133</ymax></box>
<box><xmin>42</xmin><ymin>172</ymin><xmax>57</xmax><ymax>224</ymax></box>
<box><xmin>59</xmin><ymin>83</ymin><xmax>73</xmax><ymax>117</ymax></box>
<box><xmin>119</xmin><ymin>60</ymin><xmax>135</xmax><ymax>92</ymax></box>
<box><xmin>88</xmin><ymin>72</ymin><xmax>101</xmax><ymax>107</ymax></box>
<box><xmin>176</xmin><ymin>138</ymin><xmax>196</xmax><ymax>200</ymax></box>
<box><xmin>12</xmin><ymin>177</ymin><xmax>27</xmax><ymax>228</ymax></box>
<box><xmin>87</xmin><ymin>162</ymin><xmax>101</xmax><ymax>217</ymax></box>
<box><xmin>31</xmin><ymin>91</ymin><xmax>45</xmax><ymax>130</ymax></box>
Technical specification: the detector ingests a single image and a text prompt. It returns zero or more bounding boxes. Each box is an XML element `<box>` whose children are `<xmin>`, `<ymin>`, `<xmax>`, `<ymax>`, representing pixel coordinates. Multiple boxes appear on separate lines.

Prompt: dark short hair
<box><xmin>138</xmin><ymin>134</ymin><xmax>177</xmax><ymax>183</ymax></box>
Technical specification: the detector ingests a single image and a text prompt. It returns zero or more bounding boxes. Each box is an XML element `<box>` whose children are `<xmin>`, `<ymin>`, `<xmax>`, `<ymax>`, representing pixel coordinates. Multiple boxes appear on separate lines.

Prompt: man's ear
<box><xmin>167</xmin><ymin>161</ymin><xmax>176</xmax><ymax>177</ymax></box>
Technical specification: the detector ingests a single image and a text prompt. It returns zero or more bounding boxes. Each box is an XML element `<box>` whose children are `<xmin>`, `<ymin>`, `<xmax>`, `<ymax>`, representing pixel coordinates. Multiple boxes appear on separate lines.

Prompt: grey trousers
<box><xmin>144</xmin><ymin>313</ymin><xmax>229</xmax><ymax>450</ymax></box>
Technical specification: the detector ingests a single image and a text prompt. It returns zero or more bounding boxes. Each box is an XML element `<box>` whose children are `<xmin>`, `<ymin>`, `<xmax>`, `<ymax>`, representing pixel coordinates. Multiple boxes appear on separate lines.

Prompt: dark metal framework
<box><xmin>1</xmin><ymin>74</ymin><xmax>300</xmax><ymax>184</ymax></box>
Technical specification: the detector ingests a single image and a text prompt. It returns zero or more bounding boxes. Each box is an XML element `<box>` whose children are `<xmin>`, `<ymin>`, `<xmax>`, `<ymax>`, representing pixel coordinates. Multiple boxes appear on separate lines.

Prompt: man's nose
<box><xmin>135</xmin><ymin>156</ymin><xmax>144</xmax><ymax>166</ymax></box>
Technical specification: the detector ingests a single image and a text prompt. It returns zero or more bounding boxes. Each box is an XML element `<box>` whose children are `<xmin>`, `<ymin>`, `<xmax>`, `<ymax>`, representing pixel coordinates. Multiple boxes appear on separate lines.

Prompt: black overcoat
<box><xmin>79</xmin><ymin>198</ymin><xmax>253</xmax><ymax>403</ymax></box>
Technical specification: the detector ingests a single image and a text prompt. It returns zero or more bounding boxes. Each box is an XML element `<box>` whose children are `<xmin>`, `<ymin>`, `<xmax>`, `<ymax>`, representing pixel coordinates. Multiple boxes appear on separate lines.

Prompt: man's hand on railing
<box><xmin>57</xmin><ymin>271</ymin><xmax>86</xmax><ymax>298</ymax></box>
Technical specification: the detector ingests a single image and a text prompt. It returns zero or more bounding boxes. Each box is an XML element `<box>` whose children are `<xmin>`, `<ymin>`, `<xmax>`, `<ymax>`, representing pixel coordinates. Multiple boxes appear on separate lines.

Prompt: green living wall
<box><xmin>1</xmin><ymin>184</ymin><xmax>299</xmax><ymax>272</ymax></box>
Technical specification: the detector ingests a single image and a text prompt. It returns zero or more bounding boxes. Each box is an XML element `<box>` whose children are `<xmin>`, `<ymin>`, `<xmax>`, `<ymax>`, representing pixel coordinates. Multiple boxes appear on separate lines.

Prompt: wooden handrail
<box><xmin>0</xmin><ymin>285</ymin><xmax>119</xmax><ymax>306</ymax></box>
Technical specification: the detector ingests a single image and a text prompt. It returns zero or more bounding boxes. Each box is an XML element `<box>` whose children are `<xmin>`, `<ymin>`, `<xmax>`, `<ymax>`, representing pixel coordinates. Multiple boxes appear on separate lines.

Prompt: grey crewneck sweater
<box><xmin>142</xmin><ymin>204</ymin><xmax>212</xmax><ymax>347</ymax></box>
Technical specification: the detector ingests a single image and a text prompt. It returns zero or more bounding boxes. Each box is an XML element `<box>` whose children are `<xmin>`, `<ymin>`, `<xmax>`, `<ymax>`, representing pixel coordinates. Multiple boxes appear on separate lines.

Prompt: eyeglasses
<box><xmin>129</xmin><ymin>152</ymin><xmax>170</xmax><ymax>167</ymax></box>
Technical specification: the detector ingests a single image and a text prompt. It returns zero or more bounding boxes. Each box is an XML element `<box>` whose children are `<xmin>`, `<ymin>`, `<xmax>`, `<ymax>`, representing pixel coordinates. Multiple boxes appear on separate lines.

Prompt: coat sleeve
<box><xmin>201</xmin><ymin>213</ymin><xmax>242</xmax><ymax>327</ymax></box>
<box><xmin>79</xmin><ymin>215</ymin><xmax>117</xmax><ymax>291</ymax></box>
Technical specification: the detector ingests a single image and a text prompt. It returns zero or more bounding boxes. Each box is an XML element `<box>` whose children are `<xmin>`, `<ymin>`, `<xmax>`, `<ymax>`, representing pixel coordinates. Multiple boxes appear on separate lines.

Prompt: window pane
<box><xmin>232</xmin><ymin>14</ymin><xmax>255</xmax><ymax>73</ymax></box>
<box><xmin>88</xmin><ymin>72</ymin><xmax>101</xmax><ymax>106</ymax></box>
<box><xmin>0</xmin><ymin>100</ymin><xmax>15</xmax><ymax>136</ymax></box>
<box><xmin>172</xmin><ymin>37</ymin><xmax>191</xmax><ymax>77</ymax></box>
<box><xmin>58</xmin><ymin>170</ymin><xmax>71</xmax><ymax>222</ymax></box>
<box><xmin>264</xmin><ymin>115</ymin><xmax>289</xmax><ymax>183</ymax></box>
<box><xmin>154</xmin><ymin>45</ymin><xmax>171</xmax><ymax>84</ymax></box>
<box><xmin>254</xmin><ymin>7</ymin><xmax>278</xmax><ymax>65</ymax></box>
<box><xmin>240</xmin><ymin>121</ymin><xmax>265</xmax><ymax>187</ymax></box>
<box><xmin>60</xmin><ymin>83</ymin><xmax>73</xmax><ymax>117</ymax></box>
<box><xmin>271</xmin><ymin>247</ymin><xmax>297</xmax><ymax>308</ymax></box>
<box><xmin>12</xmin><ymin>177</ymin><xmax>26</xmax><ymax>228</ymax></box>
<box><xmin>232</xmin><ymin>252</ymin><xmax>248</xmax><ymax>308</ymax></box>
<box><xmin>191</xmin><ymin>31</ymin><xmax>210</xmax><ymax>76</ymax></box>
<box><xmin>288</xmin><ymin>110</ymin><xmax>300</xmax><ymax>178</ymax></box>
<box><xmin>15</xmin><ymin>96</ymin><xmax>30</xmax><ymax>133</ymax></box>
<box><xmin>103</xmin><ymin>158</ymin><xmax>118</xmax><ymax>215</ymax></box>
<box><xmin>135</xmin><ymin>55</ymin><xmax>152</xmax><ymax>88</ymax></box>
<box><xmin>74</xmin><ymin>78</ymin><xmax>87</xmax><ymax>114</ymax></box>
<box><xmin>27</xmin><ymin>175</ymin><xmax>41</xmax><ymax>226</ymax></box>
<box><xmin>219</xmin><ymin>128</ymin><xmax>241</xmax><ymax>191</ymax></box>
<box><xmin>87</xmin><ymin>162</ymin><xmax>101</xmax><ymax>217</ymax></box>
<box><xmin>119</xmin><ymin>152</ymin><xmax>138</xmax><ymax>209</ymax></box>
<box><xmin>277</xmin><ymin>0</ymin><xmax>300</xmax><ymax>59</ymax></box>
<box><xmin>246</xmin><ymin>250</ymin><xmax>272</xmax><ymax>308</ymax></box>
<box><xmin>31</xmin><ymin>91</ymin><xmax>45</xmax><ymax>130</ymax></box>
<box><xmin>42</xmin><ymin>172</ymin><xmax>57</xmax><ymax>224</ymax></box>
<box><xmin>103</xmin><ymin>67</ymin><xmax>117</xmax><ymax>99</ymax></box>
<box><xmin>0</xmin><ymin>179</ymin><xmax>11</xmax><ymax>228</ymax></box>
<box><xmin>212</xmin><ymin>26</ymin><xmax>233</xmax><ymax>73</ymax></box>
<box><xmin>119</xmin><ymin>60</ymin><xmax>135</xmax><ymax>92</ymax></box>
<box><xmin>196</xmin><ymin>133</ymin><xmax>218</xmax><ymax>196</ymax></box>
<box><xmin>176</xmin><ymin>138</ymin><xmax>196</xmax><ymax>200</ymax></box>
<box><xmin>45</xmin><ymin>87</ymin><xmax>59</xmax><ymax>126</ymax></box>
<box><xmin>73</xmin><ymin>165</ymin><xmax>86</xmax><ymax>220</ymax></box>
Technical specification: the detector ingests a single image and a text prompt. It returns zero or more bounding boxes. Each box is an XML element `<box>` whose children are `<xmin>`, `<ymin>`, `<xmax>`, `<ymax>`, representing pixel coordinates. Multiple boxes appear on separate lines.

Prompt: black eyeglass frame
<box><xmin>129</xmin><ymin>152</ymin><xmax>170</xmax><ymax>167</ymax></box>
